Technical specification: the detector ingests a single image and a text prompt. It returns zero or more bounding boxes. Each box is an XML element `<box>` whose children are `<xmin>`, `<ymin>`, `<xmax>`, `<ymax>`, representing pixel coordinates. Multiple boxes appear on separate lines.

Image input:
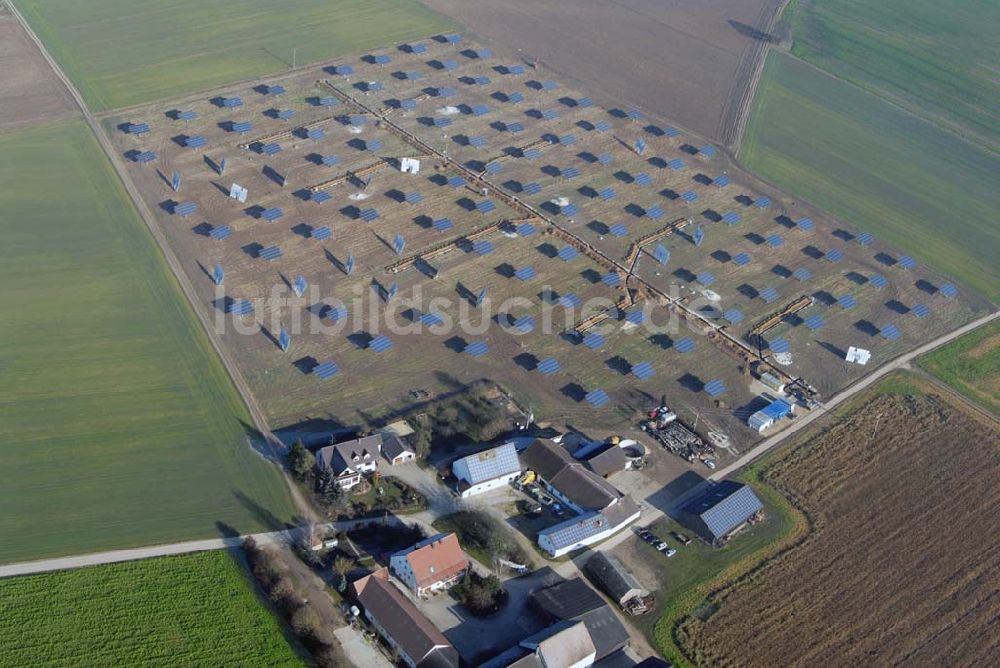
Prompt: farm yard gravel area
<box><xmin>675</xmin><ymin>376</ymin><xmax>1000</xmax><ymax>665</ymax></box>
<box><xmin>104</xmin><ymin>34</ymin><xmax>984</xmax><ymax>451</ymax></box>
<box><xmin>419</xmin><ymin>0</ymin><xmax>785</xmax><ymax>143</ymax></box>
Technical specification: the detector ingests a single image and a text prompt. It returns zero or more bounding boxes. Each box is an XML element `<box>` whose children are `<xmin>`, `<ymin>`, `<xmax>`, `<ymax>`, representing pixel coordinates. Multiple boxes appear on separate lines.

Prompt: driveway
<box><xmin>333</xmin><ymin>626</ymin><xmax>393</xmax><ymax>668</ymax></box>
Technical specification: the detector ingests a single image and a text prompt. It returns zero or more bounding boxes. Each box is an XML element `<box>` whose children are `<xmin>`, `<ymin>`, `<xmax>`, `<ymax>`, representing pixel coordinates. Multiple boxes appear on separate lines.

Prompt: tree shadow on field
<box><xmin>233</xmin><ymin>489</ymin><xmax>293</xmax><ymax>531</ymax></box>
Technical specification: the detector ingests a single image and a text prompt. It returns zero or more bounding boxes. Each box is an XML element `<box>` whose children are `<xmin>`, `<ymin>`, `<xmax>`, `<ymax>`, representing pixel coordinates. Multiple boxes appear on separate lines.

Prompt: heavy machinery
<box><xmin>643</xmin><ymin>400</ymin><xmax>714</xmax><ymax>462</ymax></box>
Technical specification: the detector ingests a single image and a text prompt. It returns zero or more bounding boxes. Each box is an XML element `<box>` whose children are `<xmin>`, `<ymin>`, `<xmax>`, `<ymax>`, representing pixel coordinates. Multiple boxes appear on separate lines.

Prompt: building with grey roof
<box><xmin>582</xmin><ymin>552</ymin><xmax>647</xmax><ymax>607</ymax></box>
<box><xmin>678</xmin><ymin>480</ymin><xmax>764</xmax><ymax>545</ymax></box>
<box><xmin>537</xmin><ymin>497</ymin><xmax>640</xmax><ymax>558</ymax></box>
<box><xmin>315</xmin><ymin>434</ymin><xmax>382</xmax><ymax>489</ymax></box>
<box><xmin>585</xmin><ymin>446</ymin><xmax>629</xmax><ymax>478</ymax></box>
<box><xmin>530</xmin><ymin>578</ymin><xmax>630</xmax><ymax>661</ymax></box>
<box><xmin>452</xmin><ymin>442</ymin><xmax>522</xmax><ymax>497</ymax></box>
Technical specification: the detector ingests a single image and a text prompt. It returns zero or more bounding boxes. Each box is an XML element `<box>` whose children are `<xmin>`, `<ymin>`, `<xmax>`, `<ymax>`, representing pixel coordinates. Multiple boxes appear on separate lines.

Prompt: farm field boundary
<box><xmin>918</xmin><ymin>319</ymin><xmax>1000</xmax><ymax>416</ymax></box>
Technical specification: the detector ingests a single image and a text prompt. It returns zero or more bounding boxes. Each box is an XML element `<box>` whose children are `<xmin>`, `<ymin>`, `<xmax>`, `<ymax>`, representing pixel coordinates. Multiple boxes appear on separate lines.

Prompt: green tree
<box><xmin>287</xmin><ymin>440</ymin><xmax>314</xmax><ymax>481</ymax></box>
<box><xmin>332</xmin><ymin>556</ymin><xmax>355</xmax><ymax>590</ymax></box>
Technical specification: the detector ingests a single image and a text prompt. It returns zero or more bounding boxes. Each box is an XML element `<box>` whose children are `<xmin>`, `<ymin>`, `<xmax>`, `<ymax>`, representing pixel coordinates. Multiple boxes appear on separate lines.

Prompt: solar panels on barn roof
<box><xmin>632</xmin><ymin>361</ymin><xmax>654</xmax><ymax>380</ymax></box>
<box><xmin>583</xmin><ymin>332</ymin><xmax>605</xmax><ymax>349</ymax></box>
<box><xmin>585</xmin><ymin>389</ymin><xmax>609</xmax><ymax>407</ymax></box>
<box><xmin>537</xmin><ymin>357</ymin><xmax>560</xmax><ymax>375</ymax></box>
<box><xmin>466</xmin><ymin>341</ymin><xmax>489</xmax><ymax>357</ymax></box>
<box><xmin>558</xmin><ymin>246</ymin><xmax>578</xmax><ymax>261</ymax></box>
<box><xmin>703</xmin><ymin>379</ymin><xmax>726</xmax><ymax>396</ymax></box>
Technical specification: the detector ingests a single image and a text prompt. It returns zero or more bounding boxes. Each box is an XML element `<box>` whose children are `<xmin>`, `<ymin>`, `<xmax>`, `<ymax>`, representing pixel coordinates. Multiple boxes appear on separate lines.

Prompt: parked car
<box><xmin>702</xmin><ymin>458</ymin><xmax>716</xmax><ymax>470</ymax></box>
<box><xmin>654</xmin><ymin>541</ymin><xmax>668</xmax><ymax>551</ymax></box>
<box><xmin>638</xmin><ymin>530</ymin><xmax>655</xmax><ymax>543</ymax></box>
<box><xmin>662</xmin><ymin>547</ymin><xmax>677</xmax><ymax>558</ymax></box>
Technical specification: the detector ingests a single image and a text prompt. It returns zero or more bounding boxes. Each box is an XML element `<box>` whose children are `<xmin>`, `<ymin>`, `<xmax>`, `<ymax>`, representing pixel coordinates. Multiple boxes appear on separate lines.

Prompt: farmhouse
<box><xmin>518</xmin><ymin>620</ymin><xmax>596</xmax><ymax>668</ymax></box>
<box><xmin>678</xmin><ymin>480</ymin><xmax>764</xmax><ymax>545</ymax></box>
<box><xmin>452</xmin><ymin>442</ymin><xmax>522</xmax><ymax>497</ymax></box>
<box><xmin>351</xmin><ymin>568</ymin><xmax>459</xmax><ymax>668</ymax></box>
<box><xmin>530</xmin><ymin>578</ymin><xmax>631</xmax><ymax>662</ymax></box>
<box><xmin>582</xmin><ymin>552</ymin><xmax>647</xmax><ymax>608</ymax></box>
<box><xmin>521</xmin><ymin>440</ymin><xmax>640</xmax><ymax>556</ymax></box>
<box><xmin>390</xmin><ymin>533</ymin><xmax>469</xmax><ymax>596</ymax></box>
<box><xmin>315</xmin><ymin>434</ymin><xmax>381</xmax><ymax>489</ymax></box>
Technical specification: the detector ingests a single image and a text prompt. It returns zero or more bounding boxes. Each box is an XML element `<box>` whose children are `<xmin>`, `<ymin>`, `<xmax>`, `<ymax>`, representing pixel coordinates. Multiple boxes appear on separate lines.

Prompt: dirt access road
<box><xmin>420</xmin><ymin>0</ymin><xmax>783</xmax><ymax>144</ymax></box>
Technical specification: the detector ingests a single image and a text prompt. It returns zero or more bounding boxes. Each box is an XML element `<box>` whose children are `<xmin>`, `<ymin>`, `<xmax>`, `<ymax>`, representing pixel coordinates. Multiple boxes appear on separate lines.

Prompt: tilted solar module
<box><xmin>792</xmin><ymin>267</ymin><xmax>811</xmax><ymax>281</ymax></box>
<box><xmin>721</xmin><ymin>211</ymin><xmax>741</xmax><ymax>225</ymax></box>
<box><xmin>703</xmin><ymin>379</ymin><xmax>727</xmax><ymax>396</ymax></box>
<box><xmin>311</xmin><ymin>191</ymin><xmax>331</xmax><ymax>203</ymax></box>
<box><xmin>558</xmin><ymin>246</ymin><xmax>578</xmax><ymax>261</ymax></box>
<box><xmin>514</xmin><ymin>266</ymin><xmax>536</xmax><ymax>281</ymax></box>
<box><xmin>466</xmin><ymin>341</ymin><xmax>489</xmax><ymax>357</ymax></box>
<box><xmin>537</xmin><ymin>357</ymin><xmax>560</xmax><ymax>375</ymax></box>
<box><xmin>733</xmin><ymin>252</ymin><xmax>752</xmax><ymax>266</ymax></box>
<box><xmin>601</xmin><ymin>272</ymin><xmax>621</xmax><ymax>286</ymax></box>
<box><xmin>768</xmin><ymin>338</ymin><xmax>790</xmax><ymax>353</ymax></box>
<box><xmin>473</xmin><ymin>240</ymin><xmax>494</xmax><ymax>255</ymax></box>
<box><xmin>311</xmin><ymin>226</ymin><xmax>332</xmax><ymax>240</ymax></box>
<box><xmin>869</xmin><ymin>274</ymin><xmax>889</xmax><ymax>288</ymax></box>
<box><xmin>559</xmin><ymin>293</ymin><xmax>581</xmax><ymax>308</ymax></box>
<box><xmin>724</xmin><ymin>309</ymin><xmax>744</xmax><ymax>324</ymax></box>
<box><xmin>675</xmin><ymin>337</ymin><xmax>696</xmax><ymax>353</ymax></box>
<box><xmin>838</xmin><ymin>294</ymin><xmax>858</xmax><ymax>309</ymax></box>
<box><xmin>804</xmin><ymin>314</ymin><xmax>825</xmax><ymax>330</ymax></box>
<box><xmin>632</xmin><ymin>361</ymin><xmax>655</xmax><ymax>380</ymax></box>
<box><xmin>583</xmin><ymin>332</ymin><xmax>605</xmax><ymax>349</ymax></box>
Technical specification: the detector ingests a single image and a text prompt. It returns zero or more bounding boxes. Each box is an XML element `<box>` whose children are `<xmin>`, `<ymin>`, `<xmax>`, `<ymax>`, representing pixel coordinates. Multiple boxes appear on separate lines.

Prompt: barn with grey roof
<box><xmin>678</xmin><ymin>480</ymin><xmax>763</xmax><ymax>545</ymax></box>
<box><xmin>452</xmin><ymin>442</ymin><xmax>522</xmax><ymax>497</ymax></box>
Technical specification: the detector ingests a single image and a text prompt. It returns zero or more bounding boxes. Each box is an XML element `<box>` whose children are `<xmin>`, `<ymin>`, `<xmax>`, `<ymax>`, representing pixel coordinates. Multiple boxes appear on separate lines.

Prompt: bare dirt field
<box><xmin>419</xmin><ymin>0</ymin><xmax>783</xmax><ymax>143</ymax></box>
<box><xmin>102</xmin><ymin>35</ymin><xmax>983</xmax><ymax>455</ymax></box>
<box><xmin>676</xmin><ymin>378</ymin><xmax>1000</xmax><ymax>665</ymax></box>
<box><xmin>0</xmin><ymin>9</ymin><xmax>75</xmax><ymax>130</ymax></box>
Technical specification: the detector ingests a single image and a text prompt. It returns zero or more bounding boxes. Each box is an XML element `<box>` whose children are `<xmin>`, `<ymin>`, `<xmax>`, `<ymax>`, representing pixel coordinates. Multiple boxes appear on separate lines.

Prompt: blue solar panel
<box><xmin>634</xmin><ymin>172</ymin><xmax>652</xmax><ymax>186</ymax></box>
<box><xmin>733</xmin><ymin>252</ymin><xmax>751</xmax><ymax>266</ymax></box>
<box><xmin>667</xmin><ymin>158</ymin><xmax>684</xmax><ymax>170</ymax></box>
<box><xmin>372</xmin><ymin>54</ymin><xmax>391</xmax><ymax>64</ymax></box>
<box><xmin>359</xmin><ymin>208</ymin><xmax>379</xmax><ymax>222</ymax></box>
<box><xmin>174</xmin><ymin>201</ymin><xmax>198</xmax><ymax>216</ymax></box>
<box><xmin>177</xmin><ymin>110</ymin><xmax>198</xmax><ymax>121</ymax></box>
<box><xmin>447</xmin><ymin>176</ymin><xmax>466</xmax><ymax>188</ymax></box>
<box><xmin>517</xmin><ymin>223</ymin><xmax>536</xmax><ymax>236</ymax></box>
<box><xmin>796</xmin><ymin>217</ymin><xmax>814</xmax><ymax>231</ymax></box>
<box><xmin>515</xmin><ymin>266</ymin><xmax>536</xmax><ymax>281</ymax></box>
<box><xmin>444</xmin><ymin>33</ymin><xmax>462</xmax><ymax>43</ymax></box>
<box><xmin>881</xmin><ymin>324</ymin><xmax>901</xmax><ymax>341</ymax></box>
<box><xmin>508</xmin><ymin>92</ymin><xmax>525</xmax><ymax>103</ymax></box>
<box><xmin>857</xmin><ymin>232</ymin><xmax>875</xmax><ymax>246</ymax></box>
<box><xmin>768</xmin><ymin>338</ymin><xmax>790</xmax><ymax>353</ymax></box>
<box><xmin>259</xmin><ymin>246</ymin><xmax>282</xmax><ymax>261</ymax></box>
<box><xmin>541</xmin><ymin>80</ymin><xmax>558</xmax><ymax>90</ymax></box>
<box><xmin>557</xmin><ymin>246</ymin><xmax>578</xmax><ymax>261</ymax></box>
<box><xmin>724</xmin><ymin>309</ymin><xmax>744</xmax><ymax>324</ymax></box>
<box><xmin>466</xmin><ymin>341</ymin><xmax>489</xmax><ymax>357</ymax></box>
<box><xmin>312</xmin><ymin>226</ymin><xmax>332</xmax><ymax>240</ymax></box>
<box><xmin>838</xmin><ymin>294</ymin><xmax>858</xmax><ymax>309</ymax></box>
<box><xmin>722</xmin><ymin>211</ymin><xmax>741</xmax><ymax>225</ymax></box>
<box><xmin>312</xmin><ymin>190</ymin><xmax>331</xmax><ymax>203</ymax></box>
<box><xmin>185</xmin><ymin>135</ymin><xmax>207</xmax><ymax>148</ymax></box>
<box><xmin>209</xmin><ymin>225</ymin><xmax>231</xmax><ymax>240</ymax></box>
<box><xmin>432</xmin><ymin>218</ymin><xmax>454</xmax><ymax>232</ymax></box>
<box><xmin>609</xmin><ymin>223</ymin><xmax>627</xmax><ymax>237</ymax></box>
<box><xmin>693</xmin><ymin>226</ymin><xmax>705</xmax><ymax>246</ymax></box>
<box><xmin>471</xmin><ymin>104</ymin><xmax>490</xmax><ymax>115</ymax></box>
<box><xmin>681</xmin><ymin>190</ymin><xmax>698</xmax><ymax>202</ymax></box>
<box><xmin>331</xmin><ymin>64</ymin><xmax>354</xmax><ymax>75</ymax></box>
<box><xmin>767</xmin><ymin>234</ymin><xmax>784</xmax><ymax>248</ymax></box>
<box><xmin>433</xmin><ymin>117</ymin><xmax>453</xmax><ymax>128</ymax></box>
<box><xmin>222</xmin><ymin>97</ymin><xmax>243</xmax><ymax>108</ymax></box>
<box><xmin>594</xmin><ymin>120</ymin><xmax>611</xmax><ymax>132</ymax></box>
<box><xmin>306</xmin><ymin>128</ymin><xmax>324</xmax><ymax>140</ymax></box>
<box><xmin>542</xmin><ymin>109</ymin><xmax>559</xmax><ymax>120</ymax></box>
<box><xmin>523</xmin><ymin>182</ymin><xmax>542</xmax><ymax>195</ymax></box>
<box><xmin>704</xmin><ymin>379</ymin><xmax>726</xmax><ymax>396</ymax></box>
<box><xmin>506</xmin><ymin>121</ymin><xmax>525</xmax><ymax>133</ymax></box>
<box><xmin>562</xmin><ymin>166</ymin><xmax>581</xmax><ymax>178</ymax></box>
<box><xmin>625</xmin><ymin>310</ymin><xmax>644</xmax><ymax>325</ymax></box>
<box><xmin>601</xmin><ymin>272</ymin><xmax>621</xmax><ymax>287</ymax></box>
<box><xmin>318</xmin><ymin>154</ymin><xmax>339</xmax><ymax>166</ymax></box>
<box><xmin>755</xmin><ymin>196</ymin><xmax>771</xmax><ymax>209</ymax></box>
<box><xmin>485</xmin><ymin>161</ymin><xmax>503</xmax><ymax>174</ymax></box>
<box><xmin>940</xmin><ymin>283</ymin><xmax>958</xmax><ymax>298</ymax></box>
<box><xmin>473</xmin><ymin>77</ymin><xmax>491</xmax><ymax>86</ymax></box>
<box><xmin>421</xmin><ymin>312</ymin><xmax>445</xmax><ymax>327</ymax></box>
<box><xmin>440</xmin><ymin>60</ymin><xmax>459</xmax><ymax>72</ymax></box>
<box><xmin>561</xmin><ymin>203</ymin><xmax>579</xmax><ymax>217</ymax></box>
<box><xmin>599</xmin><ymin>187</ymin><xmax>617</xmax><ymax>201</ymax></box>
<box><xmin>125</xmin><ymin>122</ymin><xmax>150</xmax><ymax>134</ymax></box>
<box><xmin>697</xmin><ymin>271</ymin><xmax>716</xmax><ymax>286</ymax></box>
<box><xmin>700</xmin><ymin>145</ymin><xmax>716</xmax><ymax>157</ymax></box>
<box><xmin>585</xmin><ymin>389</ymin><xmax>609</xmax><ymax>407</ymax></box>
<box><xmin>262</xmin><ymin>142</ymin><xmax>282</xmax><ymax>155</ymax></box>
<box><xmin>559</xmin><ymin>293</ymin><xmax>581</xmax><ymax>308</ymax></box>
<box><xmin>632</xmin><ymin>361</ymin><xmax>655</xmax><ymax>380</ymax></box>
<box><xmin>266</xmin><ymin>84</ymin><xmax>285</xmax><ymax>95</ymax></box>
<box><xmin>675</xmin><ymin>337</ymin><xmax>696</xmax><ymax>353</ymax></box>
<box><xmin>366</xmin><ymin>138</ymin><xmax>383</xmax><ymax>151</ymax></box>
<box><xmin>663</xmin><ymin>127</ymin><xmax>679</xmax><ymax>137</ymax></box>
<box><xmin>714</xmin><ymin>175</ymin><xmax>730</xmax><ymax>187</ymax></box>
<box><xmin>577</xmin><ymin>97</ymin><xmax>593</xmax><ymax>108</ymax></box>
<box><xmin>653</xmin><ymin>244</ymin><xmax>670</xmax><ymax>265</ymax></box>
<box><xmin>583</xmin><ymin>333</ymin><xmax>605</xmax><ymax>349</ymax></box>
<box><xmin>325</xmin><ymin>304</ymin><xmax>348</xmax><ymax>321</ymax></box>
<box><xmin>512</xmin><ymin>316</ymin><xmax>535</xmax><ymax>333</ymax></box>
<box><xmin>759</xmin><ymin>287</ymin><xmax>780</xmax><ymax>303</ymax></box>
<box><xmin>506</xmin><ymin>64</ymin><xmax>526</xmax><ymax>75</ymax></box>
<box><xmin>133</xmin><ymin>150</ymin><xmax>156</xmax><ymax>163</ymax></box>
<box><xmin>898</xmin><ymin>256</ymin><xmax>916</xmax><ymax>270</ymax></box>
<box><xmin>227</xmin><ymin>299</ymin><xmax>254</xmax><ymax>316</ymax></box>
<box><xmin>261</xmin><ymin>207</ymin><xmax>283</xmax><ymax>221</ymax></box>
<box><xmin>370</xmin><ymin>335</ymin><xmax>393</xmax><ymax>352</ymax></box>
<box><xmin>473</xmin><ymin>240</ymin><xmax>494</xmax><ymax>255</ymax></box>
<box><xmin>646</xmin><ymin>205</ymin><xmax>664</xmax><ymax>219</ymax></box>
<box><xmin>826</xmin><ymin>248</ymin><xmax>844</xmax><ymax>262</ymax></box>
<box><xmin>626</xmin><ymin>108</ymin><xmax>643</xmax><ymax>120</ymax></box>
<box><xmin>793</xmin><ymin>267</ymin><xmax>811</xmax><ymax>281</ymax></box>
<box><xmin>469</xmin><ymin>135</ymin><xmax>487</xmax><ymax>147</ymax></box>
<box><xmin>404</xmin><ymin>191</ymin><xmax>423</xmax><ymax>204</ymax></box>
<box><xmin>313</xmin><ymin>361</ymin><xmax>339</xmax><ymax>380</ymax></box>
<box><xmin>476</xmin><ymin>199</ymin><xmax>497</xmax><ymax>214</ymax></box>
<box><xmin>559</xmin><ymin>134</ymin><xmax>576</xmax><ymax>146</ymax></box>
<box><xmin>400</xmin><ymin>99</ymin><xmax>417</xmax><ymax>110</ymax></box>
<box><xmin>804</xmin><ymin>314</ymin><xmax>825</xmax><ymax>330</ymax></box>
<box><xmin>522</xmin><ymin>148</ymin><xmax>540</xmax><ymax>160</ymax></box>
<box><xmin>912</xmin><ymin>303</ymin><xmax>930</xmax><ymax>318</ymax></box>
<box><xmin>537</xmin><ymin>357</ymin><xmax>560</xmax><ymax>375</ymax></box>
<box><xmin>870</xmin><ymin>274</ymin><xmax>889</xmax><ymax>288</ymax></box>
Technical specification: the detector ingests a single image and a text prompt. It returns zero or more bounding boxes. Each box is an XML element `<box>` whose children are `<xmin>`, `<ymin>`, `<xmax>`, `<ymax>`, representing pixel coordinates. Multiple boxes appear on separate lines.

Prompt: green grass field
<box><xmin>0</xmin><ymin>121</ymin><xmax>294</xmax><ymax>564</ymax></box>
<box><xmin>787</xmin><ymin>0</ymin><xmax>1000</xmax><ymax>150</ymax></box>
<box><xmin>742</xmin><ymin>53</ymin><xmax>1000</xmax><ymax>301</ymax></box>
<box><xmin>15</xmin><ymin>0</ymin><xmax>454</xmax><ymax>111</ymax></box>
<box><xmin>0</xmin><ymin>551</ymin><xmax>303</xmax><ymax>666</ymax></box>
<box><xmin>918</xmin><ymin>320</ymin><xmax>1000</xmax><ymax>414</ymax></box>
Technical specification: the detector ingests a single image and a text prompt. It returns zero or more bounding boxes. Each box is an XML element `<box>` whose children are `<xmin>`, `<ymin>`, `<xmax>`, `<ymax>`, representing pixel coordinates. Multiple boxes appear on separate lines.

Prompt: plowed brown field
<box><xmin>0</xmin><ymin>9</ymin><xmax>75</xmax><ymax>130</ymax></box>
<box><xmin>677</xmin><ymin>378</ymin><xmax>1000</xmax><ymax>665</ymax></box>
